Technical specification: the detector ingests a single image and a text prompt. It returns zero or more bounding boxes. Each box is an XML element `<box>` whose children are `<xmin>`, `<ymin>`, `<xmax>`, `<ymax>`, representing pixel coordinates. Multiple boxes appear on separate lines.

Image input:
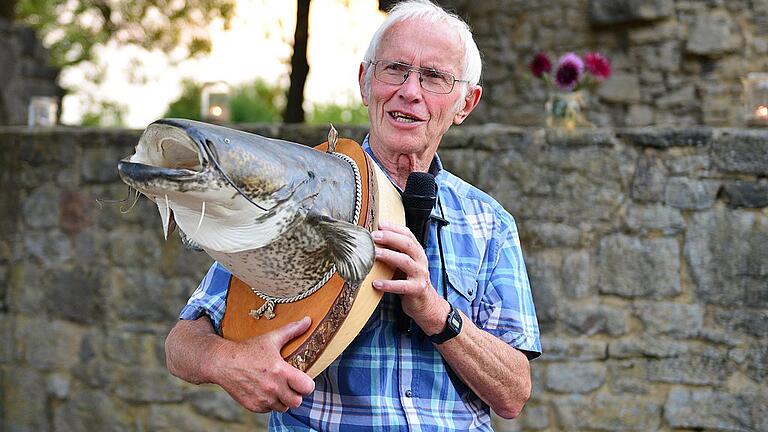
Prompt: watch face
<box><xmin>449</xmin><ymin>314</ymin><xmax>461</xmax><ymax>331</ymax></box>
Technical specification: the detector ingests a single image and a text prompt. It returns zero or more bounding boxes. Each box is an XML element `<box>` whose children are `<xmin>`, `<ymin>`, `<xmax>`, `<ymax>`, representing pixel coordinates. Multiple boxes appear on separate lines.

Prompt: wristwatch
<box><xmin>429</xmin><ymin>303</ymin><xmax>462</xmax><ymax>344</ymax></box>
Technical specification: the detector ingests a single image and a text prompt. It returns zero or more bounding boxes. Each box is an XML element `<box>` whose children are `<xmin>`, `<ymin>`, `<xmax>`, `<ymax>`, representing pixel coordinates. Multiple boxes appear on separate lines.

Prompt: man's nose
<box><xmin>398</xmin><ymin>71</ymin><xmax>423</xmax><ymax>99</ymax></box>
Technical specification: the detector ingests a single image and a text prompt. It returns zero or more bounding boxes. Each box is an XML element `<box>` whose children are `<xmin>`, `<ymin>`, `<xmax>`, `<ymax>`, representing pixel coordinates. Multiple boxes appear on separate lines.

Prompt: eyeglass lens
<box><xmin>374</xmin><ymin>61</ymin><xmax>455</xmax><ymax>94</ymax></box>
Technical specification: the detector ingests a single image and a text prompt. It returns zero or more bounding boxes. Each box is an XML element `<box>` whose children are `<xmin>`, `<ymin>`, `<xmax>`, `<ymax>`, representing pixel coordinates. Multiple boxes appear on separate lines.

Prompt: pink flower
<box><xmin>585</xmin><ymin>52</ymin><xmax>611</xmax><ymax>80</ymax></box>
<box><xmin>555</xmin><ymin>53</ymin><xmax>584</xmax><ymax>91</ymax></box>
<box><xmin>529</xmin><ymin>53</ymin><xmax>552</xmax><ymax>78</ymax></box>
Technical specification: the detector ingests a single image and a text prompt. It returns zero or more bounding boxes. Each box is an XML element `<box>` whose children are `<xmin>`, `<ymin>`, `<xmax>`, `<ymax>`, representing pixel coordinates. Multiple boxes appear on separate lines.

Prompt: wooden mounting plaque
<box><xmin>220</xmin><ymin>139</ymin><xmax>404</xmax><ymax>377</ymax></box>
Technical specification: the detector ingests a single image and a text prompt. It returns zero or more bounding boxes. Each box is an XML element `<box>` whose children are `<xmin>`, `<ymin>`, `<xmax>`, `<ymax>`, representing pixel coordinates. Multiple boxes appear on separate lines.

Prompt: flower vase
<box><xmin>545</xmin><ymin>91</ymin><xmax>593</xmax><ymax>129</ymax></box>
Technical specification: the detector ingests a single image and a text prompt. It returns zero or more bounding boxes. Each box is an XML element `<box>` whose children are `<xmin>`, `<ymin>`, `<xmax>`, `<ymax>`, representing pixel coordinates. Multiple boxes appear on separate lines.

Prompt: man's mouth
<box><xmin>388</xmin><ymin>111</ymin><xmax>422</xmax><ymax>123</ymax></box>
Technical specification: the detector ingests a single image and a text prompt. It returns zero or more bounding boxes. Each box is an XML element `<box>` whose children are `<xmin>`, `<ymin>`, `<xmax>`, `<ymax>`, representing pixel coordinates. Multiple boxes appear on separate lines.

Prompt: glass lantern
<box><xmin>201</xmin><ymin>81</ymin><xmax>231</xmax><ymax>123</ymax></box>
<box><xmin>743</xmin><ymin>72</ymin><xmax>768</xmax><ymax>127</ymax></box>
<box><xmin>27</xmin><ymin>96</ymin><xmax>58</xmax><ymax>127</ymax></box>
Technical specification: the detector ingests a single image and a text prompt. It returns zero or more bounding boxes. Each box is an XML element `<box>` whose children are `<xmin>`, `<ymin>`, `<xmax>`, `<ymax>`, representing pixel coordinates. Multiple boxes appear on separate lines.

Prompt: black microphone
<box><xmin>402</xmin><ymin>172</ymin><xmax>437</xmax><ymax>247</ymax></box>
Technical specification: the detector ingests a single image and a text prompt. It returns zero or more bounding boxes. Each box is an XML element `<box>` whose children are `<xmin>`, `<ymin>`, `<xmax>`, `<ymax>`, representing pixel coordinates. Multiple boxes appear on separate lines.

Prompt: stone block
<box><xmin>148</xmin><ymin>404</ymin><xmax>214</xmax><ymax>432</ymax></box>
<box><xmin>521</xmin><ymin>222</ymin><xmax>581</xmax><ymax>249</ymax></box>
<box><xmin>711</xmin><ymin>130</ymin><xmax>768</xmax><ymax>175</ymax></box>
<box><xmin>53</xmin><ymin>389</ymin><xmax>133</xmax><ymax>432</ymax></box>
<box><xmin>655</xmin><ymin>85</ymin><xmax>696</xmax><ymax>109</ymax></box>
<box><xmin>619</xmin><ymin>128</ymin><xmax>713</xmax><ymax>148</ymax></box>
<box><xmin>663</xmin><ymin>177</ymin><xmax>720</xmax><ymax>209</ymax></box>
<box><xmin>721</xmin><ymin>180</ymin><xmax>768</xmax><ymax>208</ymax></box>
<box><xmin>565</xmin><ymin>304</ymin><xmax>627</xmax><ymax>336</ymax></box>
<box><xmin>625</xmin><ymin>105</ymin><xmax>653</xmax><ymax>127</ymax></box>
<box><xmin>647</xmin><ymin>349</ymin><xmax>729</xmax><ymax>385</ymax></box>
<box><xmin>114</xmin><ymin>366</ymin><xmax>184</xmax><ymax>403</ymax></box>
<box><xmin>24</xmin><ymin>230</ymin><xmax>72</xmax><ymax>267</ymax></box>
<box><xmin>630</xmin><ymin>154</ymin><xmax>667</xmax><ymax>202</ymax></box>
<box><xmin>597</xmin><ymin>73</ymin><xmax>641</xmax><ymax>103</ymax></box>
<box><xmin>539</xmin><ymin>337</ymin><xmax>607</xmax><ymax>361</ymax></box>
<box><xmin>47</xmin><ymin>372</ymin><xmax>71</xmax><ymax>399</ymax></box>
<box><xmin>47</xmin><ymin>266</ymin><xmax>106</xmax><ymax>324</ymax></box>
<box><xmin>686</xmin><ymin>12</ymin><xmax>742</xmax><ymax>56</ymax></box>
<box><xmin>664</xmin><ymin>387</ymin><xmax>755</xmax><ymax>431</ymax></box>
<box><xmin>624</xmin><ymin>204</ymin><xmax>685</xmax><ymax>234</ymax></box>
<box><xmin>188</xmin><ymin>388</ymin><xmax>246</xmax><ymax>423</ymax></box>
<box><xmin>545</xmin><ymin>362</ymin><xmax>606</xmax><ymax>393</ymax></box>
<box><xmin>744</xmin><ymin>343</ymin><xmax>767</xmax><ymax>383</ymax></box>
<box><xmin>633</xmin><ymin>301</ymin><xmax>703</xmax><ymax>337</ymax></box>
<box><xmin>608</xmin><ymin>336</ymin><xmax>689</xmax><ymax>359</ymax></box>
<box><xmin>554</xmin><ymin>393</ymin><xmax>661</xmax><ymax>431</ymax></box>
<box><xmin>0</xmin><ymin>314</ymin><xmax>11</xmax><ymax>364</ymax></box>
<box><xmin>596</xmin><ymin>235</ymin><xmax>681</xmax><ymax>298</ymax></box>
<box><xmin>714</xmin><ymin>308</ymin><xmax>768</xmax><ymax>338</ymax></box>
<box><xmin>15</xmin><ymin>317</ymin><xmax>83</xmax><ymax>371</ymax></box>
<box><xmin>21</xmin><ymin>183</ymin><xmax>60</xmax><ymax>229</ymax></box>
<box><xmin>663</xmin><ymin>152</ymin><xmax>711</xmax><ymax>175</ymax></box>
<box><xmin>607</xmin><ymin>359</ymin><xmax>649</xmax><ymax>394</ymax></box>
<box><xmin>3</xmin><ymin>367</ymin><xmax>49</xmax><ymax>432</ymax></box>
<box><xmin>526</xmin><ymin>254</ymin><xmax>560</xmax><ymax>332</ymax></box>
<box><xmin>685</xmin><ymin>210</ymin><xmax>768</xmax><ymax>307</ymax></box>
<box><xmin>561</xmin><ymin>250</ymin><xmax>591</xmax><ymax>299</ymax></box>
<box><xmin>588</xmin><ymin>0</ymin><xmax>674</xmax><ymax>25</ymax></box>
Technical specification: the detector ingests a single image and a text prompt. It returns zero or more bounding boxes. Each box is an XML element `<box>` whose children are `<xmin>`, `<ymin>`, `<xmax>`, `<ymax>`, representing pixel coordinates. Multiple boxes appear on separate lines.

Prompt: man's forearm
<box><xmin>434</xmin><ymin>310</ymin><xmax>531</xmax><ymax>419</ymax></box>
<box><xmin>165</xmin><ymin>317</ymin><xmax>224</xmax><ymax>385</ymax></box>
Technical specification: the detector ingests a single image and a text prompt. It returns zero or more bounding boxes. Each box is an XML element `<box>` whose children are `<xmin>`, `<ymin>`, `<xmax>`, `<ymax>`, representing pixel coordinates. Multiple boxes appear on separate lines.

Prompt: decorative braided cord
<box><xmin>249</xmin><ymin>151</ymin><xmax>363</xmax><ymax>319</ymax></box>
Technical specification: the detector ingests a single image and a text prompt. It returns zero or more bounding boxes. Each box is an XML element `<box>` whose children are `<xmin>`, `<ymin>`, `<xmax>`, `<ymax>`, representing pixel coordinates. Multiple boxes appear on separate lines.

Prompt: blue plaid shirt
<box><xmin>180</xmin><ymin>138</ymin><xmax>541</xmax><ymax>431</ymax></box>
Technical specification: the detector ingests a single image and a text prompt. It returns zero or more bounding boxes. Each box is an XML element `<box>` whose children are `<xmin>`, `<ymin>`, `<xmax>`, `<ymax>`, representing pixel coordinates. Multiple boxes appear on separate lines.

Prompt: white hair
<box><xmin>362</xmin><ymin>0</ymin><xmax>482</xmax><ymax>101</ymax></box>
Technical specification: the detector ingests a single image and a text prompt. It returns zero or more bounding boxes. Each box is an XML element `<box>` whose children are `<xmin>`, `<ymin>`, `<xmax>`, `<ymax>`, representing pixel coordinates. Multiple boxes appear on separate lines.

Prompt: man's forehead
<box><xmin>377</xmin><ymin>19</ymin><xmax>463</xmax><ymax>71</ymax></box>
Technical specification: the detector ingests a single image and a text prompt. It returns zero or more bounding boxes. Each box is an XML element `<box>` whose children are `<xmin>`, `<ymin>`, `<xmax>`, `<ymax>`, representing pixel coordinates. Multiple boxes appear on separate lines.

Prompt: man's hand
<box><xmin>165</xmin><ymin>316</ymin><xmax>315</xmax><ymax>413</ymax></box>
<box><xmin>371</xmin><ymin>221</ymin><xmax>449</xmax><ymax>335</ymax></box>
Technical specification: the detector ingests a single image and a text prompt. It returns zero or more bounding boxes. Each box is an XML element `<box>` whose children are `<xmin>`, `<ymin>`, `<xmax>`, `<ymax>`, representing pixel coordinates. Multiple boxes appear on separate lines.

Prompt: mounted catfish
<box><xmin>117</xmin><ymin>119</ymin><xmax>404</xmax><ymax>377</ymax></box>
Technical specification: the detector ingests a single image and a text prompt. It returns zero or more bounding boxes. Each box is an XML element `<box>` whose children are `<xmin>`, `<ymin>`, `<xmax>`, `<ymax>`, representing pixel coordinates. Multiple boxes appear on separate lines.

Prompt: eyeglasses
<box><xmin>369</xmin><ymin>60</ymin><xmax>469</xmax><ymax>94</ymax></box>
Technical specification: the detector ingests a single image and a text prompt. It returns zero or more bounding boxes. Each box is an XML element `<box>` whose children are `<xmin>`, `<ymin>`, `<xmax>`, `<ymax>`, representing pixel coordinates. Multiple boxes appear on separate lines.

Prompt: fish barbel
<box><xmin>117</xmin><ymin>119</ymin><xmax>374</xmax><ymax>301</ymax></box>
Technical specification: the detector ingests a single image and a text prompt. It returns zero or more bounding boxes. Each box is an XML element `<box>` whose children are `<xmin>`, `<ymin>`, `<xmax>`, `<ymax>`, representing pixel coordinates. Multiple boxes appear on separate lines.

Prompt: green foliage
<box><xmin>306</xmin><ymin>101</ymin><xmax>368</xmax><ymax>125</ymax></box>
<box><xmin>16</xmin><ymin>0</ymin><xmax>236</xmax><ymax>68</ymax></box>
<box><xmin>165</xmin><ymin>80</ymin><xmax>203</xmax><ymax>120</ymax></box>
<box><xmin>230</xmin><ymin>80</ymin><xmax>284</xmax><ymax>123</ymax></box>
<box><xmin>80</xmin><ymin>100</ymin><xmax>127</xmax><ymax>127</ymax></box>
<box><xmin>165</xmin><ymin>78</ymin><xmax>368</xmax><ymax>125</ymax></box>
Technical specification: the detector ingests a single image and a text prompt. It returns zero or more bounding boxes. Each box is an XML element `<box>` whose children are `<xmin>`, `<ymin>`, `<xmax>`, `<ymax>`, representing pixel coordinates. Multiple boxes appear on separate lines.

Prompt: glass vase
<box><xmin>545</xmin><ymin>91</ymin><xmax>592</xmax><ymax>129</ymax></box>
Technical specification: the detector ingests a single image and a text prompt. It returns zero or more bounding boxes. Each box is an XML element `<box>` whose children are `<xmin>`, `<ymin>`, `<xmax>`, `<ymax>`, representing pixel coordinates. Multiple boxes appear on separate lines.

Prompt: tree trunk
<box><xmin>1</xmin><ymin>0</ymin><xmax>16</xmax><ymax>20</ymax></box>
<box><xmin>283</xmin><ymin>0</ymin><xmax>311</xmax><ymax>123</ymax></box>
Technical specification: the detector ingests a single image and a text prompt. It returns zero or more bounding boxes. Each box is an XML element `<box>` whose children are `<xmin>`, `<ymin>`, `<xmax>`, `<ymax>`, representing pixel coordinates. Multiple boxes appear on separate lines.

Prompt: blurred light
<box><xmin>201</xmin><ymin>81</ymin><xmax>231</xmax><ymax>123</ymax></box>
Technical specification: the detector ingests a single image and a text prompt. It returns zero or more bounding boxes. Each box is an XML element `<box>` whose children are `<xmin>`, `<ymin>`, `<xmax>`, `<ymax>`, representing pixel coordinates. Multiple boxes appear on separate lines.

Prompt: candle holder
<box><xmin>201</xmin><ymin>81</ymin><xmax>231</xmax><ymax>123</ymax></box>
<box><xmin>743</xmin><ymin>72</ymin><xmax>768</xmax><ymax>127</ymax></box>
<box><xmin>27</xmin><ymin>96</ymin><xmax>58</xmax><ymax>127</ymax></box>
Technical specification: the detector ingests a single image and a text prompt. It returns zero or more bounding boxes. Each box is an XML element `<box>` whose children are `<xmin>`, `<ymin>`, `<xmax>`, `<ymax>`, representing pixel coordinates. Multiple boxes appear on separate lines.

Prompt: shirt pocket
<box><xmin>444</xmin><ymin>266</ymin><xmax>478</xmax><ymax>307</ymax></box>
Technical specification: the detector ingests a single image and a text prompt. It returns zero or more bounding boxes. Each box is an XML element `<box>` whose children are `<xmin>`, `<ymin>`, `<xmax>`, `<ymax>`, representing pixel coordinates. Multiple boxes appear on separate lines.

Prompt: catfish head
<box><xmin>117</xmin><ymin>119</ymin><xmax>357</xmax><ymax>256</ymax></box>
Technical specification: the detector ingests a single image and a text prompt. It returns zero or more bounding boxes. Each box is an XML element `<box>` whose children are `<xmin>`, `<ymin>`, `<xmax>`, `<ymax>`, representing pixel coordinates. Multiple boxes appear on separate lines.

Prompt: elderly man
<box><xmin>164</xmin><ymin>1</ymin><xmax>541</xmax><ymax>430</ymax></box>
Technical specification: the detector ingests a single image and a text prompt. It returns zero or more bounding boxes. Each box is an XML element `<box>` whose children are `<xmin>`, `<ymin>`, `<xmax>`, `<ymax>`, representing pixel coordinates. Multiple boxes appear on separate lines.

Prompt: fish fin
<box><xmin>310</xmin><ymin>214</ymin><xmax>374</xmax><ymax>283</ymax></box>
<box><xmin>179</xmin><ymin>230</ymin><xmax>204</xmax><ymax>252</ymax></box>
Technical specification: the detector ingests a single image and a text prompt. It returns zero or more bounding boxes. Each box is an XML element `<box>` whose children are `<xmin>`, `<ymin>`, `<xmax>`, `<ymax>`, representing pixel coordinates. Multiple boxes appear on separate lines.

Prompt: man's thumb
<box><xmin>271</xmin><ymin>316</ymin><xmax>312</xmax><ymax>348</ymax></box>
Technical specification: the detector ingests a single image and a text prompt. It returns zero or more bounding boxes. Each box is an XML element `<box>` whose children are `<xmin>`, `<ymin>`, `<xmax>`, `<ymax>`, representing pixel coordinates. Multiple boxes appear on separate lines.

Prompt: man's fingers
<box><xmin>287</xmin><ymin>369</ymin><xmax>316</xmax><ymax>395</ymax></box>
<box><xmin>270</xmin><ymin>316</ymin><xmax>312</xmax><ymax>348</ymax></box>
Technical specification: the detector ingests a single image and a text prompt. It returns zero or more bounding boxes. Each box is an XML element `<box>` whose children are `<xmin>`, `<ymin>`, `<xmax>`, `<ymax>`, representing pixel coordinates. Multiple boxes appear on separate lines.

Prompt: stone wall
<box><xmin>1</xmin><ymin>124</ymin><xmax>766</xmax><ymax>431</ymax></box>
<box><xmin>438</xmin><ymin>0</ymin><xmax>768</xmax><ymax>128</ymax></box>
<box><xmin>0</xmin><ymin>18</ymin><xmax>64</xmax><ymax>126</ymax></box>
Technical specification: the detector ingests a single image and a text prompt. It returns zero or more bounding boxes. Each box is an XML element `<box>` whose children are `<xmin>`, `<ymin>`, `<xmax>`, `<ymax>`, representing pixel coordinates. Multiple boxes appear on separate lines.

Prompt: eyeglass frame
<box><xmin>368</xmin><ymin>60</ymin><xmax>471</xmax><ymax>95</ymax></box>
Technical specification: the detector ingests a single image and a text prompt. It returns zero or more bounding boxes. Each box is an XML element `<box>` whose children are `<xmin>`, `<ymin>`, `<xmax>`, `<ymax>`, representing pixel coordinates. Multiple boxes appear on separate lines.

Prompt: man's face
<box><xmin>359</xmin><ymin>19</ymin><xmax>481</xmax><ymax>164</ymax></box>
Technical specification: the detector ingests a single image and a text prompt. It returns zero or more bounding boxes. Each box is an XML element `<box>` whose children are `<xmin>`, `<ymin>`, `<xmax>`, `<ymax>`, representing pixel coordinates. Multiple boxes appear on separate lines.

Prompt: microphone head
<box><xmin>404</xmin><ymin>172</ymin><xmax>436</xmax><ymax>198</ymax></box>
<box><xmin>403</xmin><ymin>172</ymin><xmax>436</xmax><ymax>211</ymax></box>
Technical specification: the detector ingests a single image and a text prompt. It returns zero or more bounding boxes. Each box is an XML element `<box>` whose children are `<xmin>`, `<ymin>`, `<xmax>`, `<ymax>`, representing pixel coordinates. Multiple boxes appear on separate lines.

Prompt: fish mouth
<box><xmin>118</xmin><ymin>120</ymin><xmax>212</xmax><ymax>189</ymax></box>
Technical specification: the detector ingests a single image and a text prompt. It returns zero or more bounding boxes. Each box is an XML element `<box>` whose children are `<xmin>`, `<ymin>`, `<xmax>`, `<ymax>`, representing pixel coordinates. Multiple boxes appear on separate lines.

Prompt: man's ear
<box><xmin>453</xmin><ymin>85</ymin><xmax>482</xmax><ymax>125</ymax></box>
<box><xmin>358</xmin><ymin>62</ymin><xmax>369</xmax><ymax>106</ymax></box>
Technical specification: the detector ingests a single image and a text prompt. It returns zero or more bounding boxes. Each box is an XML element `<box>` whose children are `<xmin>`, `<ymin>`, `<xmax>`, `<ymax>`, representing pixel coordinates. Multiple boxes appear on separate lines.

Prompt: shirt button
<box><xmin>405</xmin><ymin>390</ymin><xmax>412</xmax><ymax>398</ymax></box>
<box><xmin>468</xmin><ymin>288</ymin><xmax>474</xmax><ymax>296</ymax></box>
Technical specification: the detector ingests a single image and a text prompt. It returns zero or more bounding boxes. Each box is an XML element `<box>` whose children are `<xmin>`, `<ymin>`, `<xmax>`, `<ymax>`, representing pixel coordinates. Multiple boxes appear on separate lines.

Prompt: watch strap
<box><xmin>429</xmin><ymin>303</ymin><xmax>462</xmax><ymax>344</ymax></box>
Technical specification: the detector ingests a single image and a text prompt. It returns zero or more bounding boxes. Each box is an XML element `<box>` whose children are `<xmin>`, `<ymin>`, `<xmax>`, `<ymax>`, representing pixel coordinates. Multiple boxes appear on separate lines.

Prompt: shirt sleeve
<box><xmin>476</xmin><ymin>219</ymin><xmax>542</xmax><ymax>360</ymax></box>
<box><xmin>178</xmin><ymin>261</ymin><xmax>231</xmax><ymax>335</ymax></box>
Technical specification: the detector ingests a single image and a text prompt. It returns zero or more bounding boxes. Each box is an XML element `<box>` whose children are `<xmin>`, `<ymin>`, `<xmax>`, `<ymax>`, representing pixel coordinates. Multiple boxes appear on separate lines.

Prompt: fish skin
<box><xmin>117</xmin><ymin>119</ymin><xmax>374</xmax><ymax>299</ymax></box>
